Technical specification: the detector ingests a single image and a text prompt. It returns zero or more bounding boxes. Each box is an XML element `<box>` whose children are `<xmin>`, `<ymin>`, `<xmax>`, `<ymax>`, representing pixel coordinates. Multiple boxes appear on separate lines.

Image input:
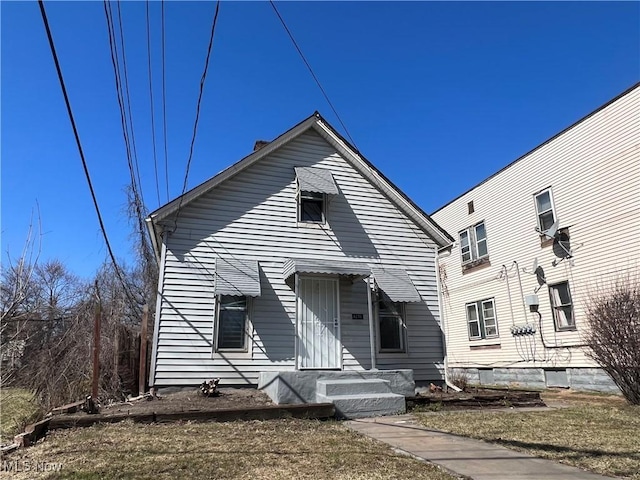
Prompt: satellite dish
<box><xmin>535</xmin><ymin>265</ymin><xmax>546</xmax><ymax>286</ymax></box>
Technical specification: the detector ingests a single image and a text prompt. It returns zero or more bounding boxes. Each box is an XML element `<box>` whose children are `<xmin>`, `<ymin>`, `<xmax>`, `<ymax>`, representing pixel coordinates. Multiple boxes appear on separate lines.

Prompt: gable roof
<box><xmin>146</xmin><ymin>112</ymin><xmax>453</xmax><ymax>255</ymax></box>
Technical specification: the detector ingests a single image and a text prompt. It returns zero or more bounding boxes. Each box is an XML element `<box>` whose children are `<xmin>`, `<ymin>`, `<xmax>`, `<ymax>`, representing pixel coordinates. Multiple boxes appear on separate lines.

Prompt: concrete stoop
<box><xmin>316</xmin><ymin>379</ymin><xmax>406</xmax><ymax>419</ymax></box>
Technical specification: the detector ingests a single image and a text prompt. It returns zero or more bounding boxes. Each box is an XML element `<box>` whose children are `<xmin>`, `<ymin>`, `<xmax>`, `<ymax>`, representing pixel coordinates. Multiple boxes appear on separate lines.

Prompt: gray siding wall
<box><xmin>152</xmin><ymin>130</ymin><xmax>443</xmax><ymax>386</ymax></box>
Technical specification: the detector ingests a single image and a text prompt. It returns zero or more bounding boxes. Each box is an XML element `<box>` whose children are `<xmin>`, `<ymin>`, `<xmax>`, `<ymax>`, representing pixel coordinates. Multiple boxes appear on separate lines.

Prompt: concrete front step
<box><xmin>316</xmin><ymin>392</ymin><xmax>406</xmax><ymax>419</ymax></box>
<box><xmin>317</xmin><ymin>379</ymin><xmax>392</xmax><ymax>397</ymax></box>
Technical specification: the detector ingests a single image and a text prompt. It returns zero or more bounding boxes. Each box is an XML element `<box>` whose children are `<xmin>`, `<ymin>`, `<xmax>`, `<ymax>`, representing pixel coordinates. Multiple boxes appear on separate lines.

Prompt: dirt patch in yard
<box><xmin>96</xmin><ymin>387</ymin><xmax>273</xmax><ymax>417</ymax></box>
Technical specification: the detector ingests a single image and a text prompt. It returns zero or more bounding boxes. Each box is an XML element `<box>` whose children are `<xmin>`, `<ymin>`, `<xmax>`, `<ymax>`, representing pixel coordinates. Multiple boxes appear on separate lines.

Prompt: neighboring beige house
<box><xmin>432</xmin><ymin>83</ymin><xmax>639</xmax><ymax>392</ymax></box>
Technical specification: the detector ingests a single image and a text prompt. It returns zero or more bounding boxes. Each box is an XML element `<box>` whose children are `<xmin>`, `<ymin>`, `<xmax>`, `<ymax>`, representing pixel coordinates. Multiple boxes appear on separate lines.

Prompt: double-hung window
<box><xmin>466</xmin><ymin>298</ymin><xmax>498</xmax><ymax>340</ymax></box>
<box><xmin>534</xmin><ymin>188</ymin><xmax>556</xmax><ymax>232</ymax></box>
<box><xmin>298</xmin><ymin>191</ymin><xmax>325</xmax><ymax>223</ymax></box>
<box><xmin>549</xmin><ymin>282</ymin><xmax>575</xmax><ymax>331</ymax></box>
<box><xmin>294</xmin><ymin>167</ymin><xmax>338</xmax><ymax>224</ymax></box>
<box><xmin>216</xmin><ymin>295</ymin><xmax>249</xmax><ymax>351</ymax></box>
<box><xmin>459</xmin><ymin>221</ymin><xmax>488</xmax><ymax>264</ymax></box>
<box><xmin>378</xmin><ymin>298</ymin><xmax>406</xmax><ymax>353</ymax></box>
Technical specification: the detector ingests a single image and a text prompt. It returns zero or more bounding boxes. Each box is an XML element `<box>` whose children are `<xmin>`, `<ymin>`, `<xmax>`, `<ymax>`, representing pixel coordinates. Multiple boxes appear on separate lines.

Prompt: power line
<box><xmin>174</xmin><ymin>0</ymin><xmax>221</xmax><ymax>225</ymax></box>
<box><xmin>161</xmin><ymin>0</ymin><xmax>170</xmax><ymax>203</ymax></box>
<box><xmin>146</xmin><ymin>0</ymin><xmax>161</xmax><ymax>207</ymax></box>
<box><xmin>104</xmin><ymin>0</ymin><xmax>150</xmax><ymax>268</ymax></box>
<box><xmin>37</xmin><ymin>0</ymin><xmax>138</xmax><ymax>308</ymax></box>
<box><xmin>269</xmin><ymin>1</ymin><xmax>359</xmax><ymax>153</ymax></box>
<box><xmin>104</xmin><ymin>1</ymin><xmax>145</xmax><ymax>211</ymax></box>
<box><xmin>114</xmin><ymin>0</ymin><xmax>145</xmax><ymax>209</ymax></box>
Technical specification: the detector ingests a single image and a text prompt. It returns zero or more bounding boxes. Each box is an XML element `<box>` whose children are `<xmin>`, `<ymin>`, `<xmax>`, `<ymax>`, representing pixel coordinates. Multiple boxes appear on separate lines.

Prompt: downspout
<box><xmin>367</xmin><ymin>275</ymin><xmax>376</xmax><ymax>370</ymax></box>
<box><xmin>294</xmin><ymin>272</ymin><xmax>299</xmax><ymax>370</ymax></box>
<box><xmin>435</xmin><ymin>250</ymin><xmax>462</xmax><ymax>392</ymax></box>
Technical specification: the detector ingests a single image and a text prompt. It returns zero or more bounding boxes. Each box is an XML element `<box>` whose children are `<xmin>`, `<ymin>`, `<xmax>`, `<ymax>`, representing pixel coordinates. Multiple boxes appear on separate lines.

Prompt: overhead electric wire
<box><xmin>104</xmin><ymin>1</ymin><xmax>145</xmax><ymax>211</ymax></box>
<box><xmin>161</xmin><ymin>0</ymin><xmax>170</xmax><ymax>203</ymax></box>
<box><xmin>114</xmin><ymin>0</ymin><xmax>145</xmax><ymax>209</ymax></box>
<box><xmin>173</xmin><ymin>0</ymin><xmax>221</xmax><ymax>225</ymax></box>
<box><xmin>38</xmin><ymin>0</ymin><xmax>138</xmax><ymax>308</ymax></box>
<box><xmin>146</xmin><ymin>0</ymin><xmax>162</xmax><ymax>207</ymax></box>
<box><xmin>269</xmin><ymin>0</ymin><xmax>359</xmax><ymax>152</ymax></box>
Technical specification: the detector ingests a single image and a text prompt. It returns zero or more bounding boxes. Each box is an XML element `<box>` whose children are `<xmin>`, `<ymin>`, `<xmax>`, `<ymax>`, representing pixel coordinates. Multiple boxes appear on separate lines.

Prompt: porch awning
<box><xmin>283</xmin><ymin>258</ymin><xmax>371</xmax><ymax>281</ymax></box>
<box><xmin>371</xmin><ymin>267</ymin><xmax>421</xmax><ymax>303</ymax></box>
<box><xmin>295</xmin><ymin>167</ymin><xmax>339</xmax><ymax>195</ymax></box>
<box><xmin>214</xmin><ymin>258</ymin><xmax>261</xmax><ymax>297</ymax></box>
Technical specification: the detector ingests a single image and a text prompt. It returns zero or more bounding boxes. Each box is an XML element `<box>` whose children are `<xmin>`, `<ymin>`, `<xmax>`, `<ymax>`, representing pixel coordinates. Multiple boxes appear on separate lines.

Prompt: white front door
<box><xmin>297</xmin><ymin>277</ymin><xmax>341</xmax><ymax>369</ymax></box>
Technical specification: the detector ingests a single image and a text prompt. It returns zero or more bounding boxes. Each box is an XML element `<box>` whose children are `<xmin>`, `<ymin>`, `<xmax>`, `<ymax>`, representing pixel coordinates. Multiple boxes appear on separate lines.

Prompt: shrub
<box><xmin>584</xmin><ymin>279</ymin><xmax>640</xmax><ymax>405</ymax></box>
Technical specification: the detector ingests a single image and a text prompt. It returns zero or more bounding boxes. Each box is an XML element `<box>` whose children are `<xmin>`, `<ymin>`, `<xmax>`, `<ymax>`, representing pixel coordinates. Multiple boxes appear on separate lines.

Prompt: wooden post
<box><xmin>92</xmin><ymin>295</ymin><xmax>101</xmax><ymax>399</ymax></box>
<box><xmin>138</xmin><ymin>304</ymin><xmax>149</xmax><ymax>395</ymax></box>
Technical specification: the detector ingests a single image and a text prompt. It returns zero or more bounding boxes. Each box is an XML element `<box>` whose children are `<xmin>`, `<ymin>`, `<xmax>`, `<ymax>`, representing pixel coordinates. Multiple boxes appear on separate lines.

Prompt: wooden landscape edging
<box><xmin>47</xmin><ymin>402</ymin><xmax>336</xmax><ymax>430</ymax></box>
<box><xmin>406</xmin><ymin>390</ymin><xmax>544</xmax><ymax>410</ymax></box>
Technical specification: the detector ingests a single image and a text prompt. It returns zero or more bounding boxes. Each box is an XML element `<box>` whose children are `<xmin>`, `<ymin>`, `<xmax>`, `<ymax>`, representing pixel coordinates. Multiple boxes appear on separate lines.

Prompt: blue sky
<box><xmin>2</xmin><ymin>1</ymin><xmax>639</xmax><ymax>279</ymax></box>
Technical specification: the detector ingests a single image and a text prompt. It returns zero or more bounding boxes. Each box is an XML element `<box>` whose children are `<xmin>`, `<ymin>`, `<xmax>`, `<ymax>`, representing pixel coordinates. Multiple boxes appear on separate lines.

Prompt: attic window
<box><xmin>299</xmin><ymin>191</ymin><xmax>325</xmax><ymax>223</ymax></box>
<box><xmin>468</xmin><ymin>201</ymin><xmax>475</xmax><ymax>214</ymax></box>
<box><xmin>294</xmin><ymin>167</ymin><xmax>338</xmax><ymax>224</ymax></box>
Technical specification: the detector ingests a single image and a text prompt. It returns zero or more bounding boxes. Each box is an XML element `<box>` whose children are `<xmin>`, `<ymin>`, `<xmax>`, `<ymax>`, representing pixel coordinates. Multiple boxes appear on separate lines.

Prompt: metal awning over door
<box><xmin>214</xmin><ymin>258</ymin><xmax>261</xmax><ymax>297</ymax></box>
<box><xmin>283</xmin><ymin>258</ymin><xmax>371</xmax><ymax>281</ymax></box>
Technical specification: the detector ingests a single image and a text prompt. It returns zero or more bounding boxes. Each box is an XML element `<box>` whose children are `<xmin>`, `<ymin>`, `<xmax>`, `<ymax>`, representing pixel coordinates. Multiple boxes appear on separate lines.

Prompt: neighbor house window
<box><xmin>378</xmin><ymin>299</ymin><xmax>406</xmax><ymax>352</ymax></box>
<box><xmin>549</xmin><ymin>282</ymin><xmax>575</xmax><ymax>331</ymax></box>
<box><xmin>298</xmin><ymin>191</ymin><xmax>325</xmax><ymax>223</ymax></box>
<box><xmin>534</xmin><ymin>188</ymin><xmax>556</xmax><ymax>232</ymax></box>
<box><xmin>466</xmin><ymin>298</ymin><xmax>498</xmax><ymax>340</ymax></box>
<box><xmin>459</xmin><ymin>221</ymin><xmax>488</xmax><ymax>264</ymax></box>
<box><xmin>216</xmin><ymin>295</ymin><xmax>248</xmax><ymax>350</ymax></box>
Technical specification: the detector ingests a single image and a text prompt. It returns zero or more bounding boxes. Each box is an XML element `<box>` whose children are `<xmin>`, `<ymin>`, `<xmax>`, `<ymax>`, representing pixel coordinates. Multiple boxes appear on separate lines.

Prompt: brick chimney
<box><xmin>253</xmin><ymin>140</ymin><xmax>269</xmax><ymax>151</ymax></box>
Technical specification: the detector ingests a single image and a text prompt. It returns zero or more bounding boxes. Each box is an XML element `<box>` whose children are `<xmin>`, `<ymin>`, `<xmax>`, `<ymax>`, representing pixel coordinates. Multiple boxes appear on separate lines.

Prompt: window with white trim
<box><xmin>466</xmin><ymin>298</ymin><xmax>499</xmax><ymax>340</ymax></box>
<box><xmin>549</xmin><ymin>282</ymin><xmax>575</xmax><ymax>331</ymax></box>
<box><xmin>378</xmin><ymin>298</ymin><xmax>406</xmax><ymax>352</ymax></box>
<box><xmin>298</xmin><ymin>191</ymin><xmax>325</xmax><ymax>223</ymax></box>
<box><xmin>215</xmin><ymin>295</ymin><xmax>249</xmax><ymax>351</ymax></box>
<box><xmin>534</xmin><ymin>188</ymin><xmax>556</xmax><ymax>232</ymax></box>
<box><xmin>459</xmin><ymin>221</ymin><xmax>488</xmax><ymax>264</ymax></box>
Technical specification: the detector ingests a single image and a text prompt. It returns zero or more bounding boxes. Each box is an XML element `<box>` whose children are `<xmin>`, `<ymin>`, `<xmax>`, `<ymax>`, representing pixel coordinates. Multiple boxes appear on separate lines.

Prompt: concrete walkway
<box><xmin>346</xmin><ymin>414</ymin><xmax>615</xmax><ymax>480</ymax></box>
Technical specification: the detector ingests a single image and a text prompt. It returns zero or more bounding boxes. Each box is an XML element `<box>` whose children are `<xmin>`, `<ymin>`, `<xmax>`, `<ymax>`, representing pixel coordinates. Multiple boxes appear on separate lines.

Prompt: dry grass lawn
<box><xmin>0</xmin><ymin>388</ymin><xmax>43</xmax><ymax>444</ymax></box>
<box><xmin>3</xmin><ymin>419</ymin><xmax>459</xmax><ymax>479</ymax></box>
<box><xmin>416</xmin><ymin>390</ymin><xmax>640</xmax><ymax>479</ymax></box>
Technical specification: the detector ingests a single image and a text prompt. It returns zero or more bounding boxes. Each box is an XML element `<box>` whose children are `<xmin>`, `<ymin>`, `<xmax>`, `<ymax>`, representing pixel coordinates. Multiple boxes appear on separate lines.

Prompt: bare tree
<box><xmin>584</xmin><ymin>278</ymin><xmax>640</xmax><ymax>405</ymax></box>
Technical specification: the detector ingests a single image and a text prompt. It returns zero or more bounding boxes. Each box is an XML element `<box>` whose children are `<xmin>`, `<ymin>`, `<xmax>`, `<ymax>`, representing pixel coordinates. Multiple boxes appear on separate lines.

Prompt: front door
<box><xmin>297</xmin><ymin>277</ymin><xmax>341</xmax><ymax>369</ymax></box>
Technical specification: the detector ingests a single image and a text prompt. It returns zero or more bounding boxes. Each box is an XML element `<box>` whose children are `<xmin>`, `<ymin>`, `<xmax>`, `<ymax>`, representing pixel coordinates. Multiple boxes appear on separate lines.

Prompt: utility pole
<box><xmin>92</xmin><ymin>285</ymin><xmax>101</xmax><ymax>399</ymax></box>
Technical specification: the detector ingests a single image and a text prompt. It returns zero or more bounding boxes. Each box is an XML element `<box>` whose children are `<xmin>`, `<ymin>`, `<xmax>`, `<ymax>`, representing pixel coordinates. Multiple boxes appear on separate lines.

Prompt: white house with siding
<box><xmin>431</xmin><ymin>83</ymin><xmax>639</xmax><ymax>392</ymax></box>
<box><xmin>146</xmin><ymin>113</ymin><xmax>452</xmax><ymax>415</ymax></box>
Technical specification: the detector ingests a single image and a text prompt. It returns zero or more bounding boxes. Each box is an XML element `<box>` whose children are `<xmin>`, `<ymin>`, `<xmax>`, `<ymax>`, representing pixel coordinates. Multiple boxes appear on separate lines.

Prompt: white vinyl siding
<box><xmin>151</xmin><ymin>129</ymin><xmax>444</xmax><ymax>386</ymax></box>
<box><xmin>433</xmin><ymin>85</ymin><xmax>639</xmax><ymax>371</ymax></box>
